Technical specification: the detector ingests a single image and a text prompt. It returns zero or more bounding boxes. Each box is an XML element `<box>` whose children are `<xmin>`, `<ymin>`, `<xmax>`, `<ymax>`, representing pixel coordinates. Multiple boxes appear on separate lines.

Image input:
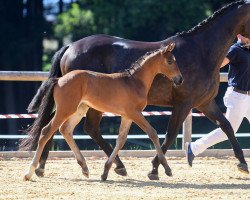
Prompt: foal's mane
<box><xmin>125</xmin><ymin>47</ymin><xmax>163</xmax><ymax>76</ymax></box>
<box><xmin>177</xmin><ymin>0</ymin><xmax>245</xmax><ymax>37</ymax></box>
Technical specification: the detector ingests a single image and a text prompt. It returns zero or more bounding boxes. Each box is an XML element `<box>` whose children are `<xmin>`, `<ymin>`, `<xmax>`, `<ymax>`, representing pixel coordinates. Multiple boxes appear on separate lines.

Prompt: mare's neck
<box><xmin>188</xmin><ymin>6</ymin><xmax>246</xmax><ymax>72</ymax></box>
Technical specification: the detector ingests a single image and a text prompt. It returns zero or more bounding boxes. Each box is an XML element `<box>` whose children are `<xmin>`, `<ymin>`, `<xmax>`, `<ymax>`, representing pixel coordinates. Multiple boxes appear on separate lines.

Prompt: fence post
<box><xmin>182</xmin><ymin>110</ymin><xmax>192</xmax><ymax>150</ymax></box>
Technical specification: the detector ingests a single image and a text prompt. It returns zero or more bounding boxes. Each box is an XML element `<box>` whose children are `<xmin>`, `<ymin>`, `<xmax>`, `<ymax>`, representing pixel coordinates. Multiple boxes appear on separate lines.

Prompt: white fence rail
<box><xmin>0</xmin><ymin>71</ymin><xmax>48</xmax><ymax>81</ymax></box>
<box><xmin>0</xmin><ymin>71</ymin><xmax>230</xmax><ymax>150</ymax></box>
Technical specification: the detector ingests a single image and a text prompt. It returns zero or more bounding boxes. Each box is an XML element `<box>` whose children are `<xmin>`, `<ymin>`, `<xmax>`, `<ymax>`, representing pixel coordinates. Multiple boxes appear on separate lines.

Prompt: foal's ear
<box><xmin>161</xmin><ymin>42</ymin><xmax>175</xmax><ymax>54</ymax></box>
<box><xmin>166</xmin><ymin>42</ymin><xmax>175</xmax><ymax>52</ymax></box>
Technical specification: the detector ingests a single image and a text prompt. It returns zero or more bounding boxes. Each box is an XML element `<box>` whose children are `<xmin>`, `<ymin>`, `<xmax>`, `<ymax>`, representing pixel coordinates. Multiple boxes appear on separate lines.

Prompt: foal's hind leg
<box><xmin>197</xmin><ymin>100</ymin><xmax>248</xmax><ymax>174</ymax></box>
<box><xmin>84</xmin><ymin>108</ymin><xmax>127</xmax><ymax>176</ymax></box>
<box><xmin>101</xmin><ymin>117</ymin><xmax>132</xmax><ymax>181</ymax></box>
<box><xmin>24</xmin><ymin>115</ymin><xmax>64</xmax><ymax>181</ymax></box>
<box><xmin>59</xmin><ymin>104</ymin><xmax>90</xmax><ymax>178</ymax></box>
<box><xmin>35</xmin><ymin>137</ymin><xmax>53</xmax><ymax>177</ymax></box>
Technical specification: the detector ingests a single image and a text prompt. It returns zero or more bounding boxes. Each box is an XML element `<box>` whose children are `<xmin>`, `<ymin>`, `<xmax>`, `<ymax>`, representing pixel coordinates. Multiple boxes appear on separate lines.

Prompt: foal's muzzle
<box><xmin>172</xmin><ymin>75</ymin><xmax>183</xmax><ymax>87</ymax></box>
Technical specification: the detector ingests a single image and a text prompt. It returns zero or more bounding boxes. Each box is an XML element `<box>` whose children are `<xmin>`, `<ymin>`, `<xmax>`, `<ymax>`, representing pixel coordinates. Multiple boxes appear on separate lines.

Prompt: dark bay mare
<box><xmin>20</xmin><ymin>1</ymin><xmax>250</xmax><ymax>180</ymax></box>
<box><xmin>23</xmin><ymin>44</ymin><xmax>183</xmax><ymax>181</ymax></box>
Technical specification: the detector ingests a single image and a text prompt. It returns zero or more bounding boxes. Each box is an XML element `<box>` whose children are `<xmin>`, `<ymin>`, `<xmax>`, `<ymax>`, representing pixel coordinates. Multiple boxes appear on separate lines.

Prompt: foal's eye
<box><xmin>167</xmin><ymin>59</ymin><xmax>173</xmax><ymax>65</ymax></box>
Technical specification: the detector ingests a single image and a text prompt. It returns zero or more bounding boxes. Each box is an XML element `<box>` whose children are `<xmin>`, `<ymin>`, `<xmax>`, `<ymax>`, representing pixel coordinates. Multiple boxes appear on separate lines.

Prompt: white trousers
<box><xmin>191</xmin><ymin>87</ymin><xmax>250</xmax><ymax>156</ymax></box>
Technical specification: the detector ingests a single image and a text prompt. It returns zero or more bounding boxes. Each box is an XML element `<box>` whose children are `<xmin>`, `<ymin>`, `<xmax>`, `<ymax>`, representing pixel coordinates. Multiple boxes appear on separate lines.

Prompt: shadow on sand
<box><xmin>66</xmin><ymin>177</ymin><xmax>250</xmax><ymax>190</ymax></box>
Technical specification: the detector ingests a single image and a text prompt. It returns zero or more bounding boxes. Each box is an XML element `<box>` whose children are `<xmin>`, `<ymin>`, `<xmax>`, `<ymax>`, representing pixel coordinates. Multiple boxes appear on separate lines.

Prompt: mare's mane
<box><xmin>177</xmin><ymin>0</ymin><xmax>245</xmax><ymax>37</ymax></box>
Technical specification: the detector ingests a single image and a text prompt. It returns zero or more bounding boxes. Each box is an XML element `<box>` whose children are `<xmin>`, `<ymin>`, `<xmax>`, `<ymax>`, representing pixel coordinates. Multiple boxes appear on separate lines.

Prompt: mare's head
<box><xmin>239</xmin><ymin>1</ymin><xmax>250</xmax><ymax>37</ymax></box>
<box><xmin>158</xmin><ymin>43</ymin><xmax>183</xmax><ymax>87</ymax></box>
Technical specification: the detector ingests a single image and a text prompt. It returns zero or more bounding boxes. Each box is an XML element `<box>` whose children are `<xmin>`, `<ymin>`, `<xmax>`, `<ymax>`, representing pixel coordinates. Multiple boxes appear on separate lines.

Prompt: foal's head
<box><xmin>158</xmin><ymin>43</ymin><xmax>183</xmax><ymax>87</ymax></box>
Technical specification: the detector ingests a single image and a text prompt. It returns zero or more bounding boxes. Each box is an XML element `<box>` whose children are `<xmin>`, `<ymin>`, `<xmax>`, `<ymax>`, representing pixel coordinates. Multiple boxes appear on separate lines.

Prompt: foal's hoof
<box><xmin>237</xmin><ymin>163</ymin><xmax>249</xmax><ymax>174</ymax></box>
<box><xmin>35</xmin><ymin>168</ymin><xmax>45</xmax><ymax>177</ymax></box>
<box><xmin>82</xmin><ymin>169</ymin><xmax>89</xmax><ymax>178</ymax></box>
<box><xmin>147</xmin><ymin>172</ymin><xmax>159</xmax><ymax>180</ymax></box>
<box><xmin>114</xmin><ymin>167</ymin><xmax>127</xmax><ymax>176</ymax></box>
<box><xmin>23</xmin><ymin>174</ymin><xmax>31</xmax><ymax>181</ymax></box>
<box><xmin>101</xmin><ymin>173</ymin><xmax>108</xmax><ymax>181</ymax></box>
<box><xmin>83</xmin><ymin>171</ymin><xmax>89</xmax><ymax>178</ymax></box>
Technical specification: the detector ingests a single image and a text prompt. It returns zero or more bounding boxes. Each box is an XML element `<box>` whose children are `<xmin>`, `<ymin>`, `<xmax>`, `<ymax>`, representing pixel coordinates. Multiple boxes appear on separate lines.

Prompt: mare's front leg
<box><xmin>101</xmin><ymin>117</ymin><xmax>132</xmax><ymax>181</ymax></box>
<box><xmin>148</xmin><ymin>103</ymin><xmax>191</xmax><ymax>180</ymax></box>
<box><xmin>84</xmin><ymin>108</ymin><xmax>127</xmax><ymax>176</ymax></box>
<box><xmin>197</xmin><ymin>100</ymin><xmax>248</xmax><ymax>173</ymax></box>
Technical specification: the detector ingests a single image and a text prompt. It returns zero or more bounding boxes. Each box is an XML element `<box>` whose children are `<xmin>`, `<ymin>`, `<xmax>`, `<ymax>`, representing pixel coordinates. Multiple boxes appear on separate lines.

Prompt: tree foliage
<box><xmin>54</xmin><ymin>0</ymin><xmax>232</xmax><ymax>42</ymax></box>
<box><xmin>54</xmin><ymin>3</ymin><xmax>96</xmax><ymax>41</ymax></box>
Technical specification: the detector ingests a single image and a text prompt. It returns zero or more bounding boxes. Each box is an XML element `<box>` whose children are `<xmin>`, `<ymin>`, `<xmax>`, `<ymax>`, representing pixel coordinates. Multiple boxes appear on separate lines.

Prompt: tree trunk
<box><xmin>0</xmin><ymin>0</ymin><xmax>44</xmax><ymax>150</ymax></box>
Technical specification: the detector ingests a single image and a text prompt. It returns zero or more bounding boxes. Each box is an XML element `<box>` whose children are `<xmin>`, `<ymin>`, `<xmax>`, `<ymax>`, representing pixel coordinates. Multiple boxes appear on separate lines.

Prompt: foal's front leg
<box><xmin>59</xmin><ymin>107</ymin><xmax>89</xmax><ymax>178</ymax></box>
<box><xmin>101</xmin><ymin>117</ymin><xmax>132</xmax><ymax>181</ymax></box>
<box><xmin>148</xmin><ymin>103</ymin><xmax>191</xmax><ymax>180</ymax></box>
<box><xmin>132</xmin><ymin>112</ymin><xmax>172</xmax><ymax>178</ymax></box>
<box><xmin>84</xmin><ymin>108</ymin><xmax>127</xmax><ymax>176</ymax></box>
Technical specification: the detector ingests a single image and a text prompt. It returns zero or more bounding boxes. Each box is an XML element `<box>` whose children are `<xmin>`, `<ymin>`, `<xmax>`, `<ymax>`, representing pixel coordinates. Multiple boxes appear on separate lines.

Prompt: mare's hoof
<box><xmin>114</xmin><ymin>167</ymin><xmax>127</xmax><ymax>176</ymax></box>
<box><xmin>165</xmin><ymin>170</ymin><xmax>173</xmax><ymax>177</ymax></box>
<box><xmin>147</xmin><ymin>172</ymin><xmax>159</xmax><ymax>180</ymax></box>
<box><xmin>101</xmin><ymin>173</ymin><xmax>108</xmax><ymax>181</ymax></box>
<box><xmin>237</xmin><ymin>163</ymin><xmax>249</xmax><ymax>174</ymax></box>
<box><xmin>35</xmin><ymin>168</ymin><xmax>45</xmax><ymax>177</ymax></box>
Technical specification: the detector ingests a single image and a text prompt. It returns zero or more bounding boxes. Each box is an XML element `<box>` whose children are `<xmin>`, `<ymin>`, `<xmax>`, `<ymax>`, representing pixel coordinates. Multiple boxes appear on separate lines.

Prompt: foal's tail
<box><xmin>27</xmin><ymin>45</ymin><xmax>69</xmax><ymax>113</ymax></box>
<box><xmin>19</xmin><ymin>78</ymin><xmax>58</xmax><ymax>150</ymax></box>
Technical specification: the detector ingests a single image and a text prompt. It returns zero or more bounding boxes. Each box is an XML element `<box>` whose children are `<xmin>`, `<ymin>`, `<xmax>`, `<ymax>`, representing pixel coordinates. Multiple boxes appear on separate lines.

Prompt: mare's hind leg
<box><xmin>84</xmin><ymin>108</ymin><xmax>127</xmax><ymax>176</ymax></box>
<box><xmin>59</xmin><ymin>104</ymin><xmax>89</xmax><ymax>178</ymax></box>
<box><xmin>148</xmin><ymin>104</ymin><xmax>191</xmax><ymax>180</ymax></box>
<box><xmin>197</xmin><ymin>100</ymin><xmax>248</xmax><ymax>173</ymax></box>
<box><xmin>101</xmin><ymin>116</ymin><xmax>132</xmax><ymax>181</ymax></box>
<box><xmin>24</xmin><ymin>114</ymin><xmax>65</xmax><ymax>181</ymax></box>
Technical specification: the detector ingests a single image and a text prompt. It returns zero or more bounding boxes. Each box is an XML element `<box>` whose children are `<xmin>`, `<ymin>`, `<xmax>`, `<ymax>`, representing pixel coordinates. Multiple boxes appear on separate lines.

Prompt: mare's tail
<box><xmin>27</xmin><ymin>45</ymin><xmax>69</xmax><ymax>113</ymax></box>
<box><xmin>19</xmin><ymin>78</ymin><xmax>58</xmax><ymax>150</ymax></box>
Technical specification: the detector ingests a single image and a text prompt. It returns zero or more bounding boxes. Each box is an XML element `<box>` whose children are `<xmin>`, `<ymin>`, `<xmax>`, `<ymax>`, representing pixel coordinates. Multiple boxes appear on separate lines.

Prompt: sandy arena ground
<box><xmin>0</xmin><ymin>156</ymin><xmax>250</xmax><ymax>200</ymax></box>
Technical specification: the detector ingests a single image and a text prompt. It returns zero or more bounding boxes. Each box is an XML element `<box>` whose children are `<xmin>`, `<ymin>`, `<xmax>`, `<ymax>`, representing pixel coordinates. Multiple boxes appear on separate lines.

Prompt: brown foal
<box><xmin>24</xmin><ymin>43</ymin><xmax>183</xmax><ymax>181</ymax></box>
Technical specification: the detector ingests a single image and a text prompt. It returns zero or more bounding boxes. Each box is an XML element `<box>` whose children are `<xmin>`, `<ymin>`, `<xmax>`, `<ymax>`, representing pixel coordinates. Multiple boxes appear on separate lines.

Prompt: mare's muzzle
<box><xmin>172</xmin><ymin>75</ymin><xmax>183</xmax><ymax>87</ymax></box>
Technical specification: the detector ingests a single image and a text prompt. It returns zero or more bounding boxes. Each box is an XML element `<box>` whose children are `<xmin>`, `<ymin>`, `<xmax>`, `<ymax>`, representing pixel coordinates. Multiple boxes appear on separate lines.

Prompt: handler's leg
<box><xmin>245</xmin><ymin>95</ymin><xmax>250</xmax><ymax>123</ymax></box>
<box><xmin>191</xmin><ymin>108</ymin><xmax>244</xmax><ymax>156</ymax></box>
<box><xmin>191</xmin><ymin>91</ymin><xmax>247</xmax><ymax>156</ymax></box>
<box><xmin>193</xmin><ymin>99</ymin><xmax>248</xmax><ymax>173</ymax></box>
